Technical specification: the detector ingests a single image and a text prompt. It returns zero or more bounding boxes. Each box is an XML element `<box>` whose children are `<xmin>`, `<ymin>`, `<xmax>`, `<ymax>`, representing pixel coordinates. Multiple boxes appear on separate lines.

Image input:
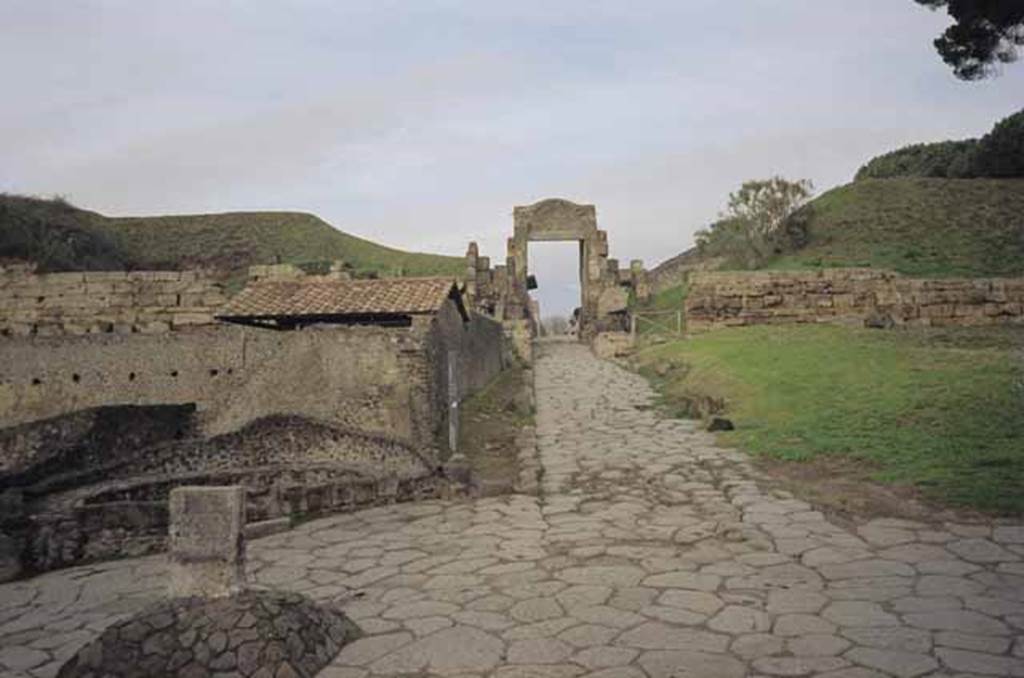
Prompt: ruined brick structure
<box><xmin>0</xmin><ymin>268</ymin><xmax>505</xmax><ymax>580</ymax></box>
<box><xmin>463</xmin><ymin>198</ymin><xmax>650</xmax><ymax>357</ymax></box>
<box><xmin>686</xmin><ymin>268</ymin><xmax>1024</xmax><ymax>332</ymax></box>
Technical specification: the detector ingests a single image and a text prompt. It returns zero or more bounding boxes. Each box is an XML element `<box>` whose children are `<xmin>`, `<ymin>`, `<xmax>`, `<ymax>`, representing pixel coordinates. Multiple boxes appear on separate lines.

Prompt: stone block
<box><xmin>171</xmin><ymin>312</ymin><xmax>214</xmax><ymax>328</ymax></box>
<box><xmin>168</xmin><ymin>486</ymin><xmax>246</xmax><ymax>598</ymax></box>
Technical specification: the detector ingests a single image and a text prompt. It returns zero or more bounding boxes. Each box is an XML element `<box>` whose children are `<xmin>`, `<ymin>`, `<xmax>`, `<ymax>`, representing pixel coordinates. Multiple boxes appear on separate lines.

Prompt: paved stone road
<box><xmin>2</xmin><ymin>339</ymin><xmax>1024</xmax><ymax>677</ymax></box>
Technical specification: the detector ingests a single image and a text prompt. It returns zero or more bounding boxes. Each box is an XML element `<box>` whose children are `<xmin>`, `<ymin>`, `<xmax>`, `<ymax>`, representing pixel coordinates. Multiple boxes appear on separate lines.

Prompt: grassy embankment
<box><xmin>764</xmin><ymin>177</ymin><xmax>1024</xmax><ymax>277</ymax></box>
<box><xmin>634</xmin><ymin>324</ymin><xmax>1024</xmax><ymax>515</ymax></box>
<box><xmin>0</xmin><ymin>194</ymin><xmax>464</xmax><ymax>287</ymax></box>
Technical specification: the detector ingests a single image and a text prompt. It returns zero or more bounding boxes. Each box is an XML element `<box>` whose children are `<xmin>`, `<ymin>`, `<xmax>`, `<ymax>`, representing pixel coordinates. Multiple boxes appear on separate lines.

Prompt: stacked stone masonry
<box><xmin>686</xmin><ymin>268</ymin><xmax>1024</xmax><ymax>332</ymax></box>
<box><xmin>0</xmin><ymin>265</ymin><xmax>225</xmax><ymax>337</ymax></box>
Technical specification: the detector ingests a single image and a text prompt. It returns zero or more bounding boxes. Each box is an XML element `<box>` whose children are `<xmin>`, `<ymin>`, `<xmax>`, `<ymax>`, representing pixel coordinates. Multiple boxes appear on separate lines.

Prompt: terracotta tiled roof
<box><xmin>217</xmin><ymin>277</ymin><xmax>461</xmax><ymax>318</ymax></box>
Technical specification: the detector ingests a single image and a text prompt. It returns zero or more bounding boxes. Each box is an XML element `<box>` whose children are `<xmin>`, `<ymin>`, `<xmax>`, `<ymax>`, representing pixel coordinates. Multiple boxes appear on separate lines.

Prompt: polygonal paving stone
<box><xmin>787</xmin><ymin>634</ymin><xmax>851</xmax><ymax>656</ymax></box>
<box><xmin>876</xmin><ymin>543</ymin><xmax>956</xmax><ymax>563</ymax></box>
<box><xmin>556</xmin><ymin>624</ymin><xmax>618</xmax><ymax>648</ymax></box>
<box><xmin>730</xmin><ymin>633</ymin><xmax>785</xmax><ymax>660</ymax></box>
<box><xmin>572</xmin><ymin>645</ymin><xmax>638</xmax><ymax>669</ymax></box>
<box><xmin>903</xmin><ymin>609</ymin><xmax>1010</xmax><ymax>635</ymax></box>
<box><xmin>510</xmin><ymin>598</ymin><xmax>564</xmax><ymax>623</ymax></box>
<box><xmin>555</xmin><ymin>566</ymin><xmax>646</xmax><ymax>587</ymax></box>
<box><xmin>707</xmin><ymin>605</ymin><xmax>771</xmax><ymax>633</ymax></box>
<box><xmin>657</xmin><ymin>590</ymin><xmax>724</xmax><ymax>614</ymax></box>
<box><xmin>507</xmin><ymin>638</ymin><xmax>574</xmax><ymax>664</ymax></box>
<box><xmin>773</xmin><ymin>614</ymin><xmax>836</xmax><ymax>637</ymax></box>
<box><xmin>843</xmin><ymin>648</ymin><xmax>938</xmax><ymax>678</ymax></box>
<box><xmin>616</xmin><ymin>622</ymin><xmax>730</xmax><ymax>652</ymax></box>
<box><xmin>916</xmin><ymin>574</ymin><xmax>985</xmax><ymax>597</ymax></box>
<box><xmin>840</xmin><ymin>627</ymin><xmax>932</xmax><ymax>653</ymax></box>
<box><xmin>452</xmin><ymin>610</ymin><xmax>516</xmax><ymax>631</ymax></box>
<box><xmin>821</xmin><ymin>601</ymin><xmax>899</xmax><ymax>627</ymax></box>
<box><xmin>934</xmin><ymin>630</ymin><xmax>1011</xmax><ymax>654</ymax></box>
<box><xmin>639</xmin><ymin>604</ymin><xmax>706</xmax><ymax>625</ymax></box>
<box><xmin>642</xmin><ymin>572</ymin><xmax>721</xmax><ymax>591</ymax></box>
<box><xmin>947</xmin><ymin>538</ymin><xmax>1018</xmax><ymax>563</ymax></box>
<box><xmin>491</xmin><ymin>664</ymin><xmax>584</xmax><ymax>678</ymax></box>
<box><xmin>994</xmin><ymin>526</ymin><xmax>1024</xmax><ymax>544</ymax></box>
<box><xmin>555</xmin><ymin>586</ymin><xmax>612</xmax><ymax>609</ymax></box>
<box><xmin>381</xmin><ymin>601</ymin><xmax>458</xmax><ymax>620</ymax></box>
<box><xmin>333</xmin><ymin>631</ymin><xmax>413</xmax><ymax>666</ymax></box>
<box><xmin>752</xmin><ymin>655</ymin><xmax>850</xmax><ymax>676</ymax></box>
<box><xmin>404</xmin><ymin>614</ymin><xmax>454</xmax><ymax>637</ymax></box>
<box><xmin>765</xmin><ymin>589</ymin><xmax>828</xmax><ymax>614</ymax></box>
<box><xmin>857</xmin><ymin>525</ymin><xmax>916</xmax><ymax>547</ymax></box>
<box><xmin>637</xmin><ymin>649</ymin><xmax>747</xmax><ymax>678</ymax></box>
<box><xmin>0</xmin><ymin>646</ymin><xmax>49</xmax><ymax>671</ymax></box>
<box><xmin>369</xmin><ymin>625</ymin><xmax>503</xmax><ymax>674</ymax></box>
<box><xmin>567</xmin><ymin>605</ymin><xmax>644</xmax><ymax>629</ymax></box>
<box><xmin>818</xmin><ymin>559</ymin><xmax>914</xmax><ymax>580</ymax></box>
<box><xmin>585</xmin><ymin>667</ymin><xmax>646</xmax><ymax>678</ymax></box>
<box><xmin>934</xmin><ymin>647</ymin><xmax>1024</xmax><ymax>676</ymax></box>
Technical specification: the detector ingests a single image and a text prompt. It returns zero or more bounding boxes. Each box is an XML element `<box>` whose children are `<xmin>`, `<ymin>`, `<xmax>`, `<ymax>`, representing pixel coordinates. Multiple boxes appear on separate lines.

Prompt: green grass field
<box><xmin>635</xmin><ymin>324</ymin><xmax>1024</xmax><ymax>514</ymax></box>
<box><xmin>1</xmin><ymin>194</ymin><xmax>464</xmax><ymax>284</ymax></box>
<box><xmin>765</xmin><ymin>178</ymin><xmax>1024</xmax><ymax>277</ymax></box>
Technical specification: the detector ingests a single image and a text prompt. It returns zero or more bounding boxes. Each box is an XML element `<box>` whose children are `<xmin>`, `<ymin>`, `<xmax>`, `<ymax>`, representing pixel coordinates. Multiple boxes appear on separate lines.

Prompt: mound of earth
<box><xmin>57</xmin><ymin>589</ymin><xmax>360</xmax><ymax>678</ymax></box>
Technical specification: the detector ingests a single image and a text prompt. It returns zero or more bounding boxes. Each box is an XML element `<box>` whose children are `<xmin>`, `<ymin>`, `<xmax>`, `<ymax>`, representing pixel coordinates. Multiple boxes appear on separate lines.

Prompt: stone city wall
<box><xmin>0</xmin><ymin>324</ymin><xmax>434</xmax><ymax>444</ymax></box>
<box><xmin>685</xmin><ymin>268</ymin><xmax>1024</xmax><ymax>332</ymax></box>
<box><xmin>0</xmin><ymin>264</ymin><xmax>225</xmax><ymax>337</ymax></box>
<box><xmin>647</xmin><ymin>248</ymin><xmax>725</xmax><ymax>295</ymax></box>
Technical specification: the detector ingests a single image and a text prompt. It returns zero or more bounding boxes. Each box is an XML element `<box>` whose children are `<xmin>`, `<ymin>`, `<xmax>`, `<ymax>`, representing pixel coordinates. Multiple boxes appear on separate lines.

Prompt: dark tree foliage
<box><xmin>915</xmin><ymin>0</ymin><xmax>1024</xmax><ymax>79</ymax></box>
<box><xmin>0</xmin><ymin>194</ymin><xmax>128</xmax><ymax>272</ymax></box>
<box><xmin>855</xmin><ymin>140</ymin><xmax>978</xmax><ymax>180</ymax></box>
<box><xmin>856</xmin><ymin>108</ymin><xmax>1024</xmax><ymax>180</ymax></box>
<box><xmin>972</xmin><ymin>109</ymin><xmax>1024</xmax><ymax>177</ymax></box>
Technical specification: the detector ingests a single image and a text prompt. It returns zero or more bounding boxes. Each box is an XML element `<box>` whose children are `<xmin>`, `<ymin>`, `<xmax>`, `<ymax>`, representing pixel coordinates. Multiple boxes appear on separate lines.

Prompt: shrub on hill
<box><xmin>0</xmin><ymin>194</ymin><xmax>127</xmax><ymax>271</ymax></box>
<box><xmin>855</xmin><ymin>108</ymin><xmax>1023</xmax><ymax>180</ymax></box>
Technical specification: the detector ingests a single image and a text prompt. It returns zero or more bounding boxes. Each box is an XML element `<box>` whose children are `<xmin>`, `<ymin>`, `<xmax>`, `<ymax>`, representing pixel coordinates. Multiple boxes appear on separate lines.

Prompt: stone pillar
<box><xmin>168</xmin><ymin>486</ymin><xmax>246</xmax><ymax>598</ymax></box>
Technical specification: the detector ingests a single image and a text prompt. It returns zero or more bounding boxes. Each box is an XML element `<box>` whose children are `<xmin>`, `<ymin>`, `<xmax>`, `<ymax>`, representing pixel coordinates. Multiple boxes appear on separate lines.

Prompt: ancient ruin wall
<box><xmin>0</xmin><ymin>265</ymin><xmax>225</xmax><ymax>337</ymax></box>
<box><xmin>424</xmin><ymin>301</ymin><xmax>506</xmax><ymax>449</ymax></box>
<box><xmin>0</xmin><ymin>324</ymin><xmax>434</xmax><ymax>444</ymax></box>
<box><xmin>685</xmin><ymin>269</ymin><xmax>1024</xmax><ymax>332</ymax></box>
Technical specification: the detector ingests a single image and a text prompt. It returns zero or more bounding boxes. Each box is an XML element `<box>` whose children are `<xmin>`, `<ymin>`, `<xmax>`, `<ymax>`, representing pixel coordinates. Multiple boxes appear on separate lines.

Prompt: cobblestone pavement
<box><xmin>3</xmin><ymin>339</ymin><xmax>1024</xmax><ymax>677</ymax></box>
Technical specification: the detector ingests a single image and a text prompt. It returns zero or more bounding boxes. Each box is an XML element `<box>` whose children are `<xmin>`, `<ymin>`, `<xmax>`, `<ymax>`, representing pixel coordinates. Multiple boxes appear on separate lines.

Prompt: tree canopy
<box><xmin>695</xmin><ymin>177</ymin><xmax>814</xmax><ymax>269</ymax></box>
<box><xmin>915</xmin><ymin>1</ymin><xmax>1024</xmax><ymax>79</ymax></box>
<box><xmin>855</xmin><ymin>108</ymin><xmax>1024</xmax><ymax>180</ymax></box>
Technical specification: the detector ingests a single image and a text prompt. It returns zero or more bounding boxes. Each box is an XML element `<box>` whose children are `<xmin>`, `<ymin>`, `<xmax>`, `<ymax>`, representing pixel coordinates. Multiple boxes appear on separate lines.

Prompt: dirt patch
<box><xmin>458</xmin><ymin>364</ymin><xmax>532</xmax><ymax>496</ymax></box>
<box><xmin>754</xmin><ymin>454</ymin><xmax>993</xmax><ymax>527</ymax></box>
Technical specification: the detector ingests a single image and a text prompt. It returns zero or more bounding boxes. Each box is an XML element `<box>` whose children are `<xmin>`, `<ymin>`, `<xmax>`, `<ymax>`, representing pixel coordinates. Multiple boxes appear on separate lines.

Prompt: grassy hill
<box><xmin>766</xmin><ymin>178</ymin><xmax>1024</xmax><ymax>277</ymax></box>
<box><xmin>0</xmin><ymin>194</ymin><xmax>464</xmax><ymax>284</ymax></box>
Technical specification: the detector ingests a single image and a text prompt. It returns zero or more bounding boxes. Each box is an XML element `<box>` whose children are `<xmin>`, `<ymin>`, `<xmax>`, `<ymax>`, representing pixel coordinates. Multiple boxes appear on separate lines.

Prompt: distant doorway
<box><xmin>527</xmin><ymin>241</ymin><xmax>583</xmax><ymax>336</ymax></box>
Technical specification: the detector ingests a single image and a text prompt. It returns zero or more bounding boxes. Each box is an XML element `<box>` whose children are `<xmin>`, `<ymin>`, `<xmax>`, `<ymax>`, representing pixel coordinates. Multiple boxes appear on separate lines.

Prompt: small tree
<box><xmin>696</xmin><ymin>177</ymin><xmax>813</xmax><ymax>269</ymax></box>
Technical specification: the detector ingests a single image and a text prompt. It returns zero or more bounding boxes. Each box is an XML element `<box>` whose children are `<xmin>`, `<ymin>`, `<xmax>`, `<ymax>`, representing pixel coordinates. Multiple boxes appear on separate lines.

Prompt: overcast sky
<box><xmin>3</xmin><ymin>1</ymin><xmax>1023</xmax><ymax>315</ymax></box>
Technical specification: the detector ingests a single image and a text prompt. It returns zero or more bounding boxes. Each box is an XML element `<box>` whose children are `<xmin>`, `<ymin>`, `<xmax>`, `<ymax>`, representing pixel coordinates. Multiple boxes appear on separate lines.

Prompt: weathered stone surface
<box><xmin>844</xmin><ymin>647</ymin><xmax>938</xmax><ymax>678</ymax></box>
<box><xmin>55</xmin><ymin>590</ymin><xmax>359</xmax><ymax>678</ymax></box>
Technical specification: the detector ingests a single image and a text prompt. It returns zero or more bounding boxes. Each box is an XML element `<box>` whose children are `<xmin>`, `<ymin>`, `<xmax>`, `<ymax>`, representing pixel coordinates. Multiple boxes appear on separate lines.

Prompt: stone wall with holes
<box><xmin>0</xmin><ymin>264</ymin><xmax>226</xmax><ymax>337</ymax></box>
<box><xmin>685</xmin><ymin>269</ymin><xmax>1024</xmax><ymax>332</ymax></box>
<box><xmin>0</xmin><ymin>324</ymin><xmax>435</xmax><ymax>444</ymax></box>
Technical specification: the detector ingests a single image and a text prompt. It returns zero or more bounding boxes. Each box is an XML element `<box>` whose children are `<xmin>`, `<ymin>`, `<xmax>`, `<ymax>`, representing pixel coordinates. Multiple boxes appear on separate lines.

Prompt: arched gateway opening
<box><xmin>462</xmin><ymin>198</ymin><xmax>651</xmax><ymax>356</ymax></box>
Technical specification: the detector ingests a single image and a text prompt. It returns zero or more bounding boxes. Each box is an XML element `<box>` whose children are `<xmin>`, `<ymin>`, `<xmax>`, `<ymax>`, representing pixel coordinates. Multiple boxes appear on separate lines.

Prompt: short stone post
<box><xmin>167</xmin><ymin>486</ymin><xmax>246</xmax><ymax>598</ymax></box>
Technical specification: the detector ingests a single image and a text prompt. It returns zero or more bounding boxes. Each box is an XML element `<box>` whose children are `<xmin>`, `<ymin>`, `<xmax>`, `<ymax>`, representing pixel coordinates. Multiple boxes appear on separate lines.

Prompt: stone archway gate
<box><xmin>463</xmin><ymin>198</ymin><xmax>650</xmax><ymax>357</ymax></box>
